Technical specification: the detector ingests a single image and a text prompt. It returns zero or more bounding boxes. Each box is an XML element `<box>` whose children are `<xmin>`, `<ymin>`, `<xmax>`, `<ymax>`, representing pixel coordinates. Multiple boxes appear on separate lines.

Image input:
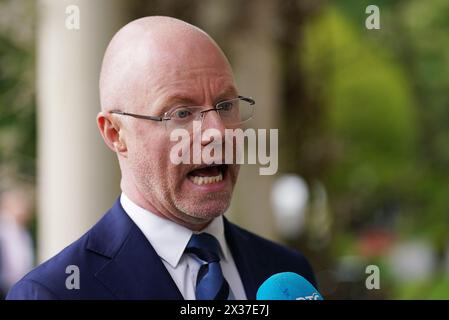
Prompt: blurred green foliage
<box><xmin>301</xmin><ymin>5</ymin><xmax>416</xmax><ymax>236</ymax></box>
<box><xmin>296</xmin><ymin>0</ymin><xmax>449</xmax><ymax>298</ymax></box>
<box><xmin>0</xmin><ymin>0</ymin><xmax>36</xmax><ymax>184</ymax></box>
<box><xmin>0</xmin><ymin>0</ymin><xmax>37</xmax><ymax>249</ymax></box>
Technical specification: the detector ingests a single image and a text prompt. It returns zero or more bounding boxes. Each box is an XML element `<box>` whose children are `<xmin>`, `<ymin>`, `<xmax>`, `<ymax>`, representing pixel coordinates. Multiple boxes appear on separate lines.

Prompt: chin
<box><xmin>178</xmin><ymin>196</ymin><xmax>231</xmax><ymax>220</ymax></box>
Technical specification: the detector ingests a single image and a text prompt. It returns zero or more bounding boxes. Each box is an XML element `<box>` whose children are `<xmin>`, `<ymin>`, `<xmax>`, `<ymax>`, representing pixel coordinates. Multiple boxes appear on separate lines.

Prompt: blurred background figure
<box><xmin>0</xmin><ymin>188</ymin><xmax>34</xmax><ymax>298</ymax></box>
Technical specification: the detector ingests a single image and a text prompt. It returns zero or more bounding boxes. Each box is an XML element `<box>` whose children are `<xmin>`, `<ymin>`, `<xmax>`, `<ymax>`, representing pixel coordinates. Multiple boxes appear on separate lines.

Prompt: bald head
<box><xmin>99</xmin><ymin>16</ymin><xmax>234</xmax><ymax>113</ymax></box>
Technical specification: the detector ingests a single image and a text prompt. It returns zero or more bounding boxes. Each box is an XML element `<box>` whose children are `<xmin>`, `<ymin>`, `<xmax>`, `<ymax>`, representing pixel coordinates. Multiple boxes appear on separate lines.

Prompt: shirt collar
<box><xmin>120</xmin><ymin>193</ymin><xmax>228</xmax><ymax>268</ymax></box>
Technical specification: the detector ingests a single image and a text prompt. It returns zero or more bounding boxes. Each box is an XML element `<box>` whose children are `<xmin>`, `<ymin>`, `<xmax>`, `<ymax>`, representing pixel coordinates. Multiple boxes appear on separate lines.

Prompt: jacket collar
<box><xmin>85</xmin><ymin>198</ymin><xmax>258</xmax><ymax>300</ymax></box>
<box><xmin>86</xmin><ymin>199</ymin><xmax>183</xmax><ymax>299</ymax></box>
<box><xmin>223</xmin><ymin>218</ymin><xmax>258</xmax><ymax>299</ymax></box>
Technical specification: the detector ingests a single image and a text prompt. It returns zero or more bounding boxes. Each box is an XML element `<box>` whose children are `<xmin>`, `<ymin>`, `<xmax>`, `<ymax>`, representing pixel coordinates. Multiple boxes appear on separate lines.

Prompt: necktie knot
<box><xmin>184</xmin><ymin>233</ymin><xmax>230</xmax><ymax>300</ymax></box>
<box><xmin>185</xmin><ymin>233</ymin><xmax>221</xmax><ymax>263</ymax></box>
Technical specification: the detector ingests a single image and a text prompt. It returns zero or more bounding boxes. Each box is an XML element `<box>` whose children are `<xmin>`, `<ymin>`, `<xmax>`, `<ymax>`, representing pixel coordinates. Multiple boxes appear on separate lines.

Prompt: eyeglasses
<box><xmin>109</xmin><ymin>95</ymin><xmax>255</xmax><ymax>130</ymax></box>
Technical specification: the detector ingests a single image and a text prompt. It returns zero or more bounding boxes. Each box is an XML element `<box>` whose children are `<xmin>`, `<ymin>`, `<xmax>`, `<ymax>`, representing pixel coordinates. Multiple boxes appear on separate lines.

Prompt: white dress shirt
<box><xmin>120</xmin><ymin>193</ymin><xmax>247</xmax><ymax>300</ymax></box>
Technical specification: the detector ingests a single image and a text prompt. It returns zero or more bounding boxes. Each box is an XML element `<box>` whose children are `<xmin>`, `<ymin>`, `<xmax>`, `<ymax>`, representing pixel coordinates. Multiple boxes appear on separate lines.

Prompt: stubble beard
<box><xmin>129</xmin><ymin>153</ymin><xmax>234</xmax><ymax>225</ymax></box>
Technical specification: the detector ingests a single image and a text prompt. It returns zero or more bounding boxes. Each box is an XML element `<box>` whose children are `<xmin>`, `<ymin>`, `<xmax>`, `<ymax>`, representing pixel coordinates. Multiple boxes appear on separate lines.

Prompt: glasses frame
<box><xmin>109</xmin><ymin>95</ymin><xmax>255</xmax><ymax>126</ymax></box>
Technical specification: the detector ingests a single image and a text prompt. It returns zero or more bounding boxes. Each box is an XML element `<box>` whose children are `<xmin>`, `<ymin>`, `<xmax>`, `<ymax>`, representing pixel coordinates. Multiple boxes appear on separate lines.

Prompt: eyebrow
<box><xmin>215</xmin><ymin>87</ymin><xmax>239</xmax><ymax>102</ymax></box>
<box><xmin>154</xmin><ymin>96</ymin><xmax>197</xmax><ymax>115</ymax></box>
<box><xmin>154</xmin><ymin>87</ymin><xmax>239</xmax><ymax>113</ymax></box>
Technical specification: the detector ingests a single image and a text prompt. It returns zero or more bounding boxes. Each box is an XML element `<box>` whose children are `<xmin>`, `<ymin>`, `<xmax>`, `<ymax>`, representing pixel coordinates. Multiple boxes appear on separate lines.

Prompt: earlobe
<box><xmin>115</xmin><ymin>136</ymin><xmax>128</xmax><ymax>154</ymax></box>
<box><xmin>111</xmin><ymin>124</ymin><xmax>128</xmax><ymax>157</ymax></box>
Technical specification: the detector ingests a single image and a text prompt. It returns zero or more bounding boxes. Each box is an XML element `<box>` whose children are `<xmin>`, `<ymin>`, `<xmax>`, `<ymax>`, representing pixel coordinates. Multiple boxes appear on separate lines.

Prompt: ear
<box><xmin>97</xmin><ymin>112</ymin><xmax>128</xmax><ymax>157</ymax></box>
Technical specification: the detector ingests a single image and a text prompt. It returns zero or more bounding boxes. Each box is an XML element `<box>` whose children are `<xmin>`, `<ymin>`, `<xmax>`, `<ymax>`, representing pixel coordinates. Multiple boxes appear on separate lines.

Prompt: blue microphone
<box><xmin>256</xmin><ymin>272</ymin><xmax>323</xmax><ymax>300</ymax></box>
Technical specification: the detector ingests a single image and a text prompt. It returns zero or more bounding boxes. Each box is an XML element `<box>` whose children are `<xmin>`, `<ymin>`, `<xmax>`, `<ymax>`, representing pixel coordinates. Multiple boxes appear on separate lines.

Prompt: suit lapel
<box><xmin>87</xmin><ymin>199</ymin><xmax>184</xmax><ymax>300</ymax></box>
<box><xmin>223</xmin><ymin>218</ymin><xmax>258</xmax><ymax>300</ymax></box>
<box><xmin>87</xmin><ymin>200</ymin><xmax>263</xmax><ymax>300</ymax></box>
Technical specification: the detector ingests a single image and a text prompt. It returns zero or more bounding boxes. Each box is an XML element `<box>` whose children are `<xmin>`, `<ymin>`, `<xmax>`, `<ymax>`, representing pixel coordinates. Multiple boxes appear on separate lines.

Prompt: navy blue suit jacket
<box><xmin>7</xmin><ymin>199</ymin><xmax>316</xmax><ymax>300</ymax></box>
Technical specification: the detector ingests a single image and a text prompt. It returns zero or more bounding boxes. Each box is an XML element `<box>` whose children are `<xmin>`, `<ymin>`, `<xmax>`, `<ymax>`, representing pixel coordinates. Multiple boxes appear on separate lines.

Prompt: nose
<box><xmin>200</xmin><ymin>109</ymin><xmax>226</xmax><ymax>146</ymax></box>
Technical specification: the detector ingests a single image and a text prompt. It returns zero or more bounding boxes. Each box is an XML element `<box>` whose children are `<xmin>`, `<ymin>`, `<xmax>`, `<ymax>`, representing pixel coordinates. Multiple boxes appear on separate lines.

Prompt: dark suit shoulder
<box><xmin>6</xmin><ymin>278</ymin><xmax>59</xmax><ymax>300</ymax></box>
<box><xmin>6</xmin><ymin>207</ymin><xmax>129</xmax><ymax>300</ymax></box>
<box><xmin>6</xmin><ymin>228</ymin><xmax>107</xmax><ymax>300</ymax></box>
<box><xmin>226</xmin><ymin>221</ymin><xmax>317</xmax><ymax>288</ymax></box>
<box><xmin>6</xmin><ymin>232</ymin><xmax>84</xmax><ymax>299</ymax></box>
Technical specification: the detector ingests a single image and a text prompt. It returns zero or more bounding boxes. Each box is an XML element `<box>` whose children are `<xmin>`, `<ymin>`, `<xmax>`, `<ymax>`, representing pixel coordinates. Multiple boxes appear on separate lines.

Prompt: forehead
<box><xmin>145</xmin><ymin>66</ymin><xmax>237</xmax><ymax>112</ymax></box>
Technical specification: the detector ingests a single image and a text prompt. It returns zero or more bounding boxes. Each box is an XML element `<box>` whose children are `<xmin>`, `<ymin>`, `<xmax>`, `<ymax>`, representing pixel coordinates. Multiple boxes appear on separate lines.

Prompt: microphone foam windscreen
<box><xmin>256</xmin><ymin>272</ymin><xmax>323</xmax><ymax>300</ymax></box>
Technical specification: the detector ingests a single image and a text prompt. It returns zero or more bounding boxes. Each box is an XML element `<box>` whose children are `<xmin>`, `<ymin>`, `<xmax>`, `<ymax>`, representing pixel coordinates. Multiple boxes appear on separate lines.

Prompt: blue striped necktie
<box><xmin>185</xmin><ymin>233</ymin><xmax>230</xmax><ymax>300</ymax></box>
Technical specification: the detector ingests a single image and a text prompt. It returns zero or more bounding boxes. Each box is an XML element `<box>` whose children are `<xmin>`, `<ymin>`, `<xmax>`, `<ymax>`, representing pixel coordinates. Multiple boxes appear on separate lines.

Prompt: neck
<box><xmin>120</xmin><ymin>179</ymin><xmax>213</xmax><ymax>231</ymax></box>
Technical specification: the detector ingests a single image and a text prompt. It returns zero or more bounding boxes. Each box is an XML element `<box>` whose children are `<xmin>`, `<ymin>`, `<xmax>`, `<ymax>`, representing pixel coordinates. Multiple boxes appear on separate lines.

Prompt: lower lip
<box><xmin>185</xmin><ymin>171</ymin><xmax>229</xmax><ymax>192</ymax></box>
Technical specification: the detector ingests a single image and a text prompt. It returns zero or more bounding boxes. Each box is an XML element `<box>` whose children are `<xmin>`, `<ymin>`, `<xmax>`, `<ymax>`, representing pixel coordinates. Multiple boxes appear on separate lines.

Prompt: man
<box><xmin>7</xmin><ymin>16</ymin><xmax>316</xmax><ymax>300</ymax></box>
<box><xmin>0</xmin><ymin>188</ymin><xmax>34</xmax><ymax>297</ymax></box>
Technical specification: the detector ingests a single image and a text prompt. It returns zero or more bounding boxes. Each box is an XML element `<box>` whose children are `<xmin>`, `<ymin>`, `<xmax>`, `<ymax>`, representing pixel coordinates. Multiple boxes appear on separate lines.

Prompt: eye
<box><xmin>172</xmin><ymin>108</ymin><xmax>193</xmax><ymax>119</ymax></box>
<box><xmin>218</xmin><ymin>101</ymin><xmax>235</xmax><ymax>111</ymax></box>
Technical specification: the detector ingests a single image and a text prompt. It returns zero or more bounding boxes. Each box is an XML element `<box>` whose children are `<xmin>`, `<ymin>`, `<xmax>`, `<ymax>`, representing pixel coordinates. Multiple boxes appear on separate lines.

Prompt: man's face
<box><xmin>124</xmin><ymin>46</ymin><xmax>240</xmax><ymax>228</ymax></box>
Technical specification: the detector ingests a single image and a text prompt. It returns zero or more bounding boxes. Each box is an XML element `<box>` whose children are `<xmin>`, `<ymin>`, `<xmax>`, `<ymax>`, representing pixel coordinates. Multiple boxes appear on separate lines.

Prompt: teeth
<box><xmin>189</xmin><ymin>172</ymin><xmax>223</xmax><ymax>185</ymax></box>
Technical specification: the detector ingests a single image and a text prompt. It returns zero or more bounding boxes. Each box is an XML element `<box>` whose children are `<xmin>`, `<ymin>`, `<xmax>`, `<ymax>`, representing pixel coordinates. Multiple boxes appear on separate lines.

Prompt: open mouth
<box><xmin>187</xmin><ymin>164</ymin><xmax>228</xmax><ymax>185</ymax></box>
